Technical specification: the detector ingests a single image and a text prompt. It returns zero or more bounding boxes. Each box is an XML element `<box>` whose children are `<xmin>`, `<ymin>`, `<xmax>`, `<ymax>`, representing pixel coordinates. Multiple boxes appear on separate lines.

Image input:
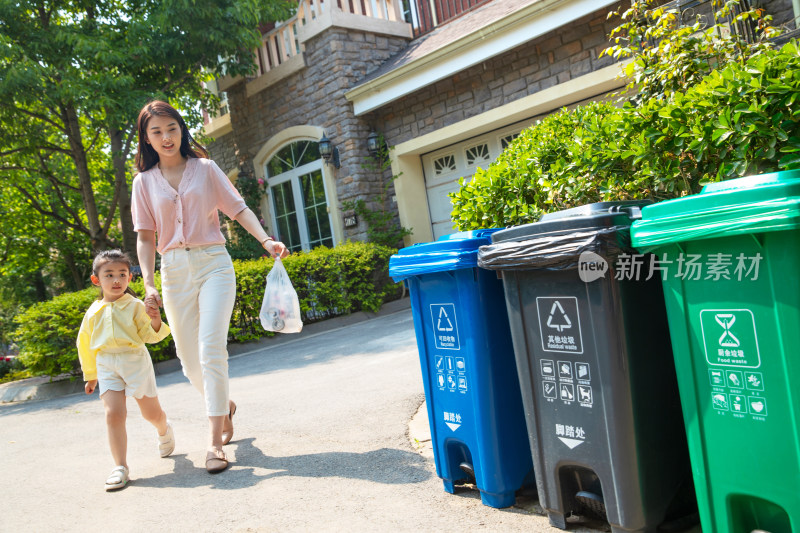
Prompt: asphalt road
<box><xmin>0</xmin><ymin>307</ymin><xmax>604</xmax><ymax>533</ymax></box>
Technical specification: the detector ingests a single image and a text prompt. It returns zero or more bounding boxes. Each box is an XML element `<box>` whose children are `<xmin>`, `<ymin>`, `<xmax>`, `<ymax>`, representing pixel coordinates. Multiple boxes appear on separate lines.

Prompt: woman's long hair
<box><xmin>92</xmin><ymin>249</ymin><xmax>138</xmax><ymax>300</ymax></box>
<box><xmin>134</xmin><ymin>100</ymin><xmax>208</xmax><ymax>172</ymax></box>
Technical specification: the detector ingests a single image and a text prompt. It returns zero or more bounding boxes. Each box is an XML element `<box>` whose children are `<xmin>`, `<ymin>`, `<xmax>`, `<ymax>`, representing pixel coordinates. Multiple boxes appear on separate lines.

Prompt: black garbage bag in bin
<box><xmin>478</xmin><ymin>202</ymin><xmax>695</xmax><ymax>533</ymax></box>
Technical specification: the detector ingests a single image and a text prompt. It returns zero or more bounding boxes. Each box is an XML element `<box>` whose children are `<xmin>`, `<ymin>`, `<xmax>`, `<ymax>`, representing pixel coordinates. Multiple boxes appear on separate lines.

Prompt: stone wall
<box><xmin>207</xmin><ymin>136</ymin><xmax>238</xmax><ymax>176</ymax></box>
<box><xmin>208</xmin><ymin>28</ymin><xmax>409</xmax><ymax>242</ymax></box>
<box><xmin>367</xmin><ymin>4</ymin><xmax>625</xmax><ymax>148</ymax></box>
<box><xmin>759</xmin><ymin>0</ymin><xmax>798</xmax><ymax>30</ymax></box>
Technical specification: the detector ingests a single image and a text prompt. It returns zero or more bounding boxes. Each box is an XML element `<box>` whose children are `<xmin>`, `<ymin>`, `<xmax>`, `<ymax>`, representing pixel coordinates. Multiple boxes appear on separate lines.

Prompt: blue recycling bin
<box><xmin>389</xmin><ymin>229</ymin><xmax>534</xmax><ymax>508</ymax></box>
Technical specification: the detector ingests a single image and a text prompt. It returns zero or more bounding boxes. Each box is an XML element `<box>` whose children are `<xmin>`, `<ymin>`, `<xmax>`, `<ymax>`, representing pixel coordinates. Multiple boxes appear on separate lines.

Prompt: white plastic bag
<box><xmin>259</xmin><ymin>258</ymin><xmax>303</xmax><ymax>333</ymax></box>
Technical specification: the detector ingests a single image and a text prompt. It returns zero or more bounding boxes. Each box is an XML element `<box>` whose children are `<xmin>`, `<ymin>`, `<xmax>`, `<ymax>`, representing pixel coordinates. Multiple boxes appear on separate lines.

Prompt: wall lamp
<box><xmin>319</xmin><ymin>133</ymin><xmax>340</xmax><ymax>168</ymax></box>
<box><xmin>367</xmin><ymin>130</ymin><xmax>382</xmax><ymax>156</ymax></box>
<box><xmin>367</xmin><ymin>130</ymin><xmax>386</xmax><ymax>157</ymax></box>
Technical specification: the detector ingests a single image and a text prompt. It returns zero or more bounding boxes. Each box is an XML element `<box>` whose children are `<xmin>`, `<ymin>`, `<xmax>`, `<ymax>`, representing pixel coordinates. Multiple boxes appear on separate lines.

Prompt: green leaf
<box><xmin>779</xmin><ymin>153</ymin><xmax>800</xmax><ymax>168</ymax></box>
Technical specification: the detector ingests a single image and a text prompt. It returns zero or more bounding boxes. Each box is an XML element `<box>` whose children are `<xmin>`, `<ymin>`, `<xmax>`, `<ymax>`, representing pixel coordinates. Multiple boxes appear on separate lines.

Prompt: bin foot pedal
<box><xmin>459</xmin><ymin>462</ymin><xmax>476</xmax><ymax>483</ymax></box>
<box><xmin>575</xmin><ymin>490</ymin><xmax>607</xmax><ymax>521</ymax></box>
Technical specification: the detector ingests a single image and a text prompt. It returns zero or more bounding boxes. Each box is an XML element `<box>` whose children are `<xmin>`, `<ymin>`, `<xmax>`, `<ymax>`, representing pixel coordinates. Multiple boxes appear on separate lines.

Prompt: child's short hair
<box><xmin>92</xmin><ymin>250</ymin><xmax>137</xmax><ymax>299</ymax></box>
<box><xmin>92</xmin><ymin>249</ymin><xmax>133</xmax><ymax>275</ymax></box>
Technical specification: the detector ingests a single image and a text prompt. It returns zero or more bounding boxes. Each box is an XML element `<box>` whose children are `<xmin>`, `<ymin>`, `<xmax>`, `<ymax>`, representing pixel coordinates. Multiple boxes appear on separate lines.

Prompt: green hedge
<box><xmin>13</xmin><ymin>241</ymin><xmax>401</xmax><ymax>378</ymax></box>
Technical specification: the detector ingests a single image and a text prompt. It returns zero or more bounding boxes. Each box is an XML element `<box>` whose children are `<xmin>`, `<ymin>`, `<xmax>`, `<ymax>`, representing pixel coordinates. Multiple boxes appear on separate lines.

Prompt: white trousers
<box><xmin>161</xmin><ymin>244</ymin><xmax>236</xmax><ymax>417</ymax></box>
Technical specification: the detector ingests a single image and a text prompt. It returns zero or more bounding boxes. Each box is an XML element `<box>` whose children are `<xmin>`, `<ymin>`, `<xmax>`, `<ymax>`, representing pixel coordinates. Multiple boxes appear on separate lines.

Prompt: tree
<box><xmin>0</xmin><ymin>0</ymin><xmax>293</xmax><ymax>280</ymax></box>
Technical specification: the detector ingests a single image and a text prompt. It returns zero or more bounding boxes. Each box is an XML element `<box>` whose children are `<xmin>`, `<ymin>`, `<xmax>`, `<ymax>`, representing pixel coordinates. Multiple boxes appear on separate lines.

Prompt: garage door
<box><xmin>422</xmin><ymin>125</ymin><xmax>523</xmax><ymax>240</ymax></box>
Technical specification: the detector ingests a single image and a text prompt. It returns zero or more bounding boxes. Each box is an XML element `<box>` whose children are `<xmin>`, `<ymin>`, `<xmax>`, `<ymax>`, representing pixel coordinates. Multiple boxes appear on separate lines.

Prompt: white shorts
<box><xmin>96</xmin><ymin>347</ymin><xmax>158</xmax><ymax>399</ymax></box>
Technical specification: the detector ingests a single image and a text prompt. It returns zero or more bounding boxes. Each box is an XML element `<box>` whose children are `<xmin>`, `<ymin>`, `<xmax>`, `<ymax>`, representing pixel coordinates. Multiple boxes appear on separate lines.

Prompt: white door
<box><xmin>421</xmin><ymin>127</ymin><xmax>523</xmax><ymax>240</ymax></box>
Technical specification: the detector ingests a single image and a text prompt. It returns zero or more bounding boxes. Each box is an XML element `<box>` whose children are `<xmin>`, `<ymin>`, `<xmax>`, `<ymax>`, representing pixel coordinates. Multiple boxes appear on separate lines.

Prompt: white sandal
<box><xmin>158</xmin><ymin>421</ymin><xmax>175</xmax><ymax>458</ymax></box>
<box><xmin>105</xmin><ymin>465</ymin><xmax>129</xmax><ymax>491</ymax></box>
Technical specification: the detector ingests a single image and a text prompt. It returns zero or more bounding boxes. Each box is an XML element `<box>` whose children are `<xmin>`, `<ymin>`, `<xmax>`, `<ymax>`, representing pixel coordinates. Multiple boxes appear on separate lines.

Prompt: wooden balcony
<box><xmin>411</xmin><ymin>0</ymin><xmax>491</xmax><ymax>37</ymax></box>
<box><xmin>218</xmin><ymin>0</ymin><xmax>411</xmax><ymax>94</ymax></box>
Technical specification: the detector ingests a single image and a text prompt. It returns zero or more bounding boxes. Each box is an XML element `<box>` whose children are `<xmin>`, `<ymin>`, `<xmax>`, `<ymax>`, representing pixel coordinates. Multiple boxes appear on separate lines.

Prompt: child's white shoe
<box><xmin>105</xmin><ymin>465</ymin><xmax>129</xmax><ymax>491</ymax></box>
<box><xmin>158</xmin><ymin>421</ymin><xmax>175</xmax><ymax>458</ymax></box>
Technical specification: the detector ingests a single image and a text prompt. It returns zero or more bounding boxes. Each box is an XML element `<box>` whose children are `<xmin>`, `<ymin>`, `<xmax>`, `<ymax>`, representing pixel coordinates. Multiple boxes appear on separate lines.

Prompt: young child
<box><xmin>77</xmin><ymin>249</ymin><xmax>175</xmax><ymax>491</ymax></box>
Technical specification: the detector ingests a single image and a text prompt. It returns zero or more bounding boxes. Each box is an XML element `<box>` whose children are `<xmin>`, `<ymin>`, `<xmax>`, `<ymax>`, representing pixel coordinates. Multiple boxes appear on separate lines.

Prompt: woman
<box><xmin>131</xmin><ymin>100</ymin><xmax>288</xmax><ymax>473</ymax></box>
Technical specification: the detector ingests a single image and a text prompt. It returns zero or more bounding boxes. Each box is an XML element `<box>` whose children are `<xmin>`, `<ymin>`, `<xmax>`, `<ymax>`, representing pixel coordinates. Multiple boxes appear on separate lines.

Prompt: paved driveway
<box><xmin>0</xmin><ymin>307</ymin><xmax>605</xmax><ymax>532</ymax></box>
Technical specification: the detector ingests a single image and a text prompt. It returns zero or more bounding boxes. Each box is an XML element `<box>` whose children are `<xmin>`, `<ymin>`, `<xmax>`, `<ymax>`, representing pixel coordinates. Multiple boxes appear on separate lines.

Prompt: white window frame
<box><xmin>266</xmin><ymin>153</ymin><xmax>334</xmax><ymax>252</ymax></box>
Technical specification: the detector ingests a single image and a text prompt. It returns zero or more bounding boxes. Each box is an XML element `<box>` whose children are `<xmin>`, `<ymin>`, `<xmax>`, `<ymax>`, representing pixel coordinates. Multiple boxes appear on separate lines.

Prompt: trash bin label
<box><xmin>708</xmin><ymin>365</ymin><xmax>768</xmax><ymax>421</ymax></box>
<box><xmin>430</xmin><ymin>303</ymin><xmax>461</xmax><ymax>350</ymax></box>
<box><xmin>434</xmin><ymin>355</ymin><xmax>468</xmax><ymax>394</ymax></box>
<box><xmin>442</xmin><ymin>411</ymin><xmax>463</xmax><ymax>431</ymax></box>
<box><xmin>700</xmin><ymin>309</ymin><xmax>761</xmax><ymax>368</ymax></box>
<box><xmin>540</xmin><ymin>358</ymin><xmax>593</xmax><ymax>407</ymax></box>
<box><xmin>555</xmin><ymin>423</ymin><xmax>586</xmax><ymax>449</ymax></box>
<box><xmin>536</xmin><ymin>297</ymin><xmax>584</xmax><ymax>354</ymax></box>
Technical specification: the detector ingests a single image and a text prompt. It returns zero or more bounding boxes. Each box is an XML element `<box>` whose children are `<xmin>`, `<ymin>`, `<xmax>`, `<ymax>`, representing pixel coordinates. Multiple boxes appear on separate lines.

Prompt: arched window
<box><xmin>266</xmin><ymin>140</ymin><xmax>333</xmax><ymax>252</ymax></box>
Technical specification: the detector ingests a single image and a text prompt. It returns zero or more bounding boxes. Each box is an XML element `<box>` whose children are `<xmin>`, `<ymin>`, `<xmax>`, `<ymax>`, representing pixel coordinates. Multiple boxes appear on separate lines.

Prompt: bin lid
<box><xmin>630</xmin><ymin>170</ymin><xmax>800</xmax><ymax>249</ymax></box>
<box><xmin>490</xmin><ymin>201</ymin><xmax>650</xmax><ymax>244</ymax></box>
<box><xmin>388</xmin><ymin>228</ymin><xmax>502</xmax><ymax>282</ymax></box>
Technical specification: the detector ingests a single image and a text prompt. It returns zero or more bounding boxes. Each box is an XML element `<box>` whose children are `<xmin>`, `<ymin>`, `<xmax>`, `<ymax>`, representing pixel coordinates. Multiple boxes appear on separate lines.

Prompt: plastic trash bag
<box><xmin>259</xmin><ymin>258</ymin><xmax>303</xmax><ymax>333</ymax></box>
<box><xmin>477</xmin><ymin>226</ymin><xmax>634</xmax><ymax>271</ymax></box>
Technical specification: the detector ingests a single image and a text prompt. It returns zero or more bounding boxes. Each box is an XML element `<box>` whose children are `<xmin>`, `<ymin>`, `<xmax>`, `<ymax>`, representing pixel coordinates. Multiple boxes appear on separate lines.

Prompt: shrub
<box><xmin>450</xmin><ymin>102</ymin><xmax>641</xmax><ymax>230</ymax></box>
<box><xmin>13</xmin><ymin>241</ymin><xmax>402</xmax><ymax>377</ymax></box>
<box><xmin>620</xmin><ymin>41</ymin><xmax>800</xmax><ymax>183</ymax></box>
<box><xmin>0</xmin><ymin>357</ymin><xmax>24</xmax><ymax>381</ymax></box>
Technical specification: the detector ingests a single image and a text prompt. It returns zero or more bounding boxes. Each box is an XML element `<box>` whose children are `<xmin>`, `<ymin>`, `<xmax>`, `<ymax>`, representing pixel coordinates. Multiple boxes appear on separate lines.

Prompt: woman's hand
<box><xmin>264</xmin><ymin>239</ymin><xmax>289</xmax><ymax>259</ymax></box>
<box><xmin>85</xmin><ymin>380</ymin><xmax>97</xmax><ymax>395</ymax></box>
<box><xmin>144</xmin><ymin>285</ymin><xmax>162</xmax><ymax>309</ymax></box>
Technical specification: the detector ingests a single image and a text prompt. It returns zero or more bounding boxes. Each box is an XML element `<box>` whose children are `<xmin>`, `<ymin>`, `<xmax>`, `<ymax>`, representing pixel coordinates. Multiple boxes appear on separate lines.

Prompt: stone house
<box><xmin>205</xmin><ymin>0</ymin><xmax>799</xmax><ymax>250</ymax></box>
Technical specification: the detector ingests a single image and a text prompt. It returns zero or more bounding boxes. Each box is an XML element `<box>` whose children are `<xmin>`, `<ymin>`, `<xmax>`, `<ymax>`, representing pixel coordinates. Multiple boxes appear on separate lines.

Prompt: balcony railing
<box><xmin>254</xmin><ymin>0</ymin><xmax>405</xmax><ymax>77</ymax></box>
<box><xmin>411</xmin><ymin>0</ymin><xmax>490</xmax><ymax>37</ymax></box>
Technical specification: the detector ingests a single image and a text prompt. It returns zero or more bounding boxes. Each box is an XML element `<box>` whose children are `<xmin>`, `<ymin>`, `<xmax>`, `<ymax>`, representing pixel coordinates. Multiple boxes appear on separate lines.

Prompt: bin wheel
<box><xmin>575</xmin><ymin>490</ymin><xmax>607</xmax><ymax>521</ymax></box>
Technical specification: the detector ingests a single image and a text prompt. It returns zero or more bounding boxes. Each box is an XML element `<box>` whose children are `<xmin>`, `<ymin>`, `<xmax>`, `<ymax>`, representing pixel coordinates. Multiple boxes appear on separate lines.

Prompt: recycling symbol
<box><xmin>431</xmin><ymin>304</ymin><xmax>460</xmax><ymax>350</ymax></box>
<box><xmin>437</xmin><ymin>306</ymin><xmax>454</xmax><ymax>331</ymax></box>
<box><xmin>547</xmin><ymin>301</ymin><xmax>572</xmax><ymax>332</ymax></box>
<box><xmin>536</xmin><ymin>297</ymin><xmax>584</xmax><ymax>354</ymax></box>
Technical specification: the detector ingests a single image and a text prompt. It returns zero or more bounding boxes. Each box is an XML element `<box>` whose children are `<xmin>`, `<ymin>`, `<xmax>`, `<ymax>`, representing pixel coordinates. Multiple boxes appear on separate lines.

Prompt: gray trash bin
<box><xmin>478</xmin><ymin>202</ymin><xmax>696</xmax><ymax>533</ymax></box>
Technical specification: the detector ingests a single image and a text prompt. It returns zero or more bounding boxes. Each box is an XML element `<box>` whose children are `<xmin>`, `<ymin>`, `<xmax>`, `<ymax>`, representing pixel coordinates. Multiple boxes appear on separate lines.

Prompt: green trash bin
<box><xmin>630</xmin><ymin>170</ymin><xmax>800</xmax><ymax>533</ymax></box>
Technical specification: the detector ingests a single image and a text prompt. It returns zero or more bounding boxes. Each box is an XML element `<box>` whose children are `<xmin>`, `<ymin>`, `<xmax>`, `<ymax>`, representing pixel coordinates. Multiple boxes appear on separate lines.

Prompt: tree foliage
<box><xmin>0</xmin><ymin>0</ymin><xmax>294</xmax><ymax>297</ymax></box>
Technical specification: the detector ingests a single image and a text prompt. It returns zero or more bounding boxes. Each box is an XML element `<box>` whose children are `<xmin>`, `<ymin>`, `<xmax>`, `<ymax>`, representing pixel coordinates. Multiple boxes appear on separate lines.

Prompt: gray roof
<box><xmin>355</xmin><ymin>0</ymin><xmax>539</xmax><ymax>87</ymax></box>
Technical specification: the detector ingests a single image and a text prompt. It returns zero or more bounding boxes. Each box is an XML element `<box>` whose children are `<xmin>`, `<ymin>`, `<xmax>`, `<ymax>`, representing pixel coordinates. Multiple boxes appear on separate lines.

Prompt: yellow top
<box><xmin>76</xmin><ymin>293</ymin><xmax>171</xmax><ymax>381</ymax></box>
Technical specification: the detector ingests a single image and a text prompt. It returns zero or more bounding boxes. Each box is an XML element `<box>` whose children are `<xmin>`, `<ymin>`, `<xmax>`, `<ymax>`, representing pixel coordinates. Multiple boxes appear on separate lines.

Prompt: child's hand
<box><xmin>85</xmin><ymin>380</ymin><xmax>97</xmax><ymax>395</ymax></box>
<box><xmin>145</xmin><ymin>303</ymin><xmax>161</xmax><ymax>320</ymax></box>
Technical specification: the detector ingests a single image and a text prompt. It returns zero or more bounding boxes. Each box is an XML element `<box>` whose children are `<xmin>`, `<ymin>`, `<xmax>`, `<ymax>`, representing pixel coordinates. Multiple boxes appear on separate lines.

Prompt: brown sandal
<box><xmin>222</xmin><ymin>400</ymin><xmax>237</xmax><ymax>445</ymax></box>
<box><xmin>206</xmin><ymin>448</ymin><xmax>228</xmax><ymax>473</ymax></box>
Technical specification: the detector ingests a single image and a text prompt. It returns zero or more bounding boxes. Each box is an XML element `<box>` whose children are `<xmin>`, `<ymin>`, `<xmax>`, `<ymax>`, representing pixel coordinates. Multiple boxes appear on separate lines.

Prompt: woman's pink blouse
<box><xmin>131</xmin><ymin>157</ymin><xmax>248</xmax><ymax>254</ymax></box>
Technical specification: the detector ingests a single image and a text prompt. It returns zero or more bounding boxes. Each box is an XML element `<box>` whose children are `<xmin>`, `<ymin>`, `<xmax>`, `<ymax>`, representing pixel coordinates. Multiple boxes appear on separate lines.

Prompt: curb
<box><xmin>0</xmin><ymin>297</ymin><xmax>411</xmax><ymax>404</ymax></box>
<box><xmin>408</xmin><ymin>399</ymin><xmax>434</xmax><ymax>460</ymax></box>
